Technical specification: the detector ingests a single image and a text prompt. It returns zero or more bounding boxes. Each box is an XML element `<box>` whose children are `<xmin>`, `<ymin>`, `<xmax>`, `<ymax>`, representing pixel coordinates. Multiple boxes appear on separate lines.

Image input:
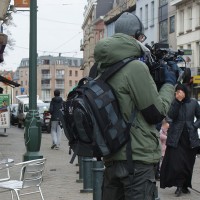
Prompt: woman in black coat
<box><xmin>160</xmin><ymin>83</ymin><xmax>200</xmax><ymax>197</ymax></box>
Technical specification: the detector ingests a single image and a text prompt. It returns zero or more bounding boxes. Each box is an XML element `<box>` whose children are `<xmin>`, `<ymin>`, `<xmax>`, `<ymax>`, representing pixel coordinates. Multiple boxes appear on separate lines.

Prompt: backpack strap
<box><xmin>100</xmin><ymin>57</ymin><xmax>136</xmax><ymax>81</ymax></box>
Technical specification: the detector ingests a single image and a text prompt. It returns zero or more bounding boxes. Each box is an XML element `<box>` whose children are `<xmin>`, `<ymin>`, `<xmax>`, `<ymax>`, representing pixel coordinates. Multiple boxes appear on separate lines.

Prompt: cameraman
<box><xmin>93</xmin><ymin>12</ymin><xmax>178</xmax><ymax>199</ymax></box>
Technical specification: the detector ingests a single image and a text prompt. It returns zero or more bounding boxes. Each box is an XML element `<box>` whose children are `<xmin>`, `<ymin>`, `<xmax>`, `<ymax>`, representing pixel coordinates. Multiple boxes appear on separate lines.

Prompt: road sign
<box><xmin>14</xmin><ymin>0</ymin><xmax>30</xmax><ymax>8</ymax></box>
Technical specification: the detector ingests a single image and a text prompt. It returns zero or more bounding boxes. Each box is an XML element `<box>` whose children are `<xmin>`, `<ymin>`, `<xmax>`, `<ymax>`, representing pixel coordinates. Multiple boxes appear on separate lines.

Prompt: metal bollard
<box><xmin>80</xmin><ymin>157</ymin><xmax>93</xmax><ymax>193</ymax></box>
<box><xmin>92</xmin><ymin>159</ymin><xmax>104</xmax><ymax>200</ymax></box>
<box><xmin>76</xmin><ymin>156</ymin><xmax>83</xmax><ymax>183</ymax></box>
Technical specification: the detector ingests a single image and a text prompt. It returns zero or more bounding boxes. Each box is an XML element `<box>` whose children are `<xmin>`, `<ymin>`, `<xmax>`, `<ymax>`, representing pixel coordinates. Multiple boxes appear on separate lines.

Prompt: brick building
<box><xmin>12</xmin><ymin>55</ymin><xmax>83</xmax><ymax>103</ymax></box>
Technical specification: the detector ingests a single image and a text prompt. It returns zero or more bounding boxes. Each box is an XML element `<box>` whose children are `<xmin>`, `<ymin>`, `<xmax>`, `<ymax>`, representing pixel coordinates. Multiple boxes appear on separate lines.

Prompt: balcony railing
<box><xmin>41</xmin><ymin>74</ymin><xmax>51</xmax><ymax>79</ymax></box>
<box><xmin>55</xmin><ymin>74</ymin><xmax>64</xmax><ymax>79</ymax></box>
<box><xmin>41</xmin><ymin>84</ymin><xmax>51</xmax><ymax>89</ymax></box>
<box><xmin>55</xmin><ymin>84</ymin><xmax>64</xmax><ymax>89</ymax></box>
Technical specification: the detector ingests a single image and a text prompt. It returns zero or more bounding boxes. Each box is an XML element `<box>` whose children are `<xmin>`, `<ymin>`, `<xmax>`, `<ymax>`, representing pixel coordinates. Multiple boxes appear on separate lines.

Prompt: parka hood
<box><xmin>94</xmin><ymin>33</ymin><xmax>142</xmax><ymax>69</ymax></box>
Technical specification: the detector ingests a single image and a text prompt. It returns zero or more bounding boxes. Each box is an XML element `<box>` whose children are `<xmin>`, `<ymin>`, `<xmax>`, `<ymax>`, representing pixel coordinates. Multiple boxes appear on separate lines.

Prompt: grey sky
<box><xmin>1</xmin><ymin>0</ymin><xmax>86</xmax><ymax>71</ymax></box>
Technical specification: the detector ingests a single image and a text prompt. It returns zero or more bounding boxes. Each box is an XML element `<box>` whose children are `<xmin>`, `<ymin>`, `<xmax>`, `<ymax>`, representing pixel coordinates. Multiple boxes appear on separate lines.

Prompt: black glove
<box><xmin>167</xmin><ymin>61</ymin><xmax>181</xmax><ymax>73</ymax></box>
<box><xmin>162</xmin><ymin>63</ymin><xmax>177</xmax><ymax>86</ymax></box>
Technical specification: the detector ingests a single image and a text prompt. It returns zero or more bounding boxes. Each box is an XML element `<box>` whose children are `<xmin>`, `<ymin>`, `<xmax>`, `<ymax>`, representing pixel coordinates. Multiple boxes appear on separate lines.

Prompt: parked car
<box><xmin>10</xmin><ymin>104</ymin><xmax>18</xmax><ymax>125</ymax></box>
<box><xmin>16</xmin><ymin>95</ymin><xmax>44</xmax><ymax>128</ymax></box>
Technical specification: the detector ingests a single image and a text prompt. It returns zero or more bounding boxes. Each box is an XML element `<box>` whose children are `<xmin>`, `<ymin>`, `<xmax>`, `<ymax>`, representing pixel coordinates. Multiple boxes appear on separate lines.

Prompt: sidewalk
<box><xmin>0</xmin><ymin>126</ymin><xmax>200</xmax><ymax>200</ymax></box>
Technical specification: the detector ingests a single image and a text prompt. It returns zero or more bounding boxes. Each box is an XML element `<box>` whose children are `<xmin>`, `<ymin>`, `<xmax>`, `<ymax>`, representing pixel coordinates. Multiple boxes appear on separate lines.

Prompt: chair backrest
<box><xmin>18</xmin><ymin>158</ymin><xmax>46</xmax><ymax>188</ymax></box>
<box><xmin>0</xmin><ymin>159</ymin><xmax>14</xmax><ymax>182</ymax></box>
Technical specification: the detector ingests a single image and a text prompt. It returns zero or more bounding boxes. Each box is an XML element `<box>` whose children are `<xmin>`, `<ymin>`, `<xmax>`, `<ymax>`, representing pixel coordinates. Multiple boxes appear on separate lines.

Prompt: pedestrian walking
<box><xmin>160</xmin><ymin>83</ymin><xmax>200</xmax><ymax>197</ymax></box>
<box><xmin>92</xmin><ymin>12</ymin><xmax>179</xmax><ymax>200</ymax></box>
<box><xmin>49</xmin><ymin>89</ymin><xmax>63</xmax><ymax>150</ymax></box>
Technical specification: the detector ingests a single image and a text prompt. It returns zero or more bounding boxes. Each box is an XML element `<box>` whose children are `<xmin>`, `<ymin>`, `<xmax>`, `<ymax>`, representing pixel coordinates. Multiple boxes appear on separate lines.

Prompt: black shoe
<box><xmin>175</xmin><ymin>187</ymin><xmax>182</xmax><ymax>197</ymax></box>
<box><xmin>51</xmin><ymin>144</ymin><xmax>56</xmax><ymax>149</ymax></box>
<box><xmin>182</xmin><ymin>187</ymin><xmax>190</xmax><ymax>194</ymax></box>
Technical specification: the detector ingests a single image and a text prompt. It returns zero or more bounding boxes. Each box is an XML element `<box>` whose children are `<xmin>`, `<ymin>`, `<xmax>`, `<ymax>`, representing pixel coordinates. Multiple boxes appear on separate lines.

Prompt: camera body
<box><xmin>145</xmin><ymin>43</ymin><xmax>191</xmax><ymax>89</ymax></box>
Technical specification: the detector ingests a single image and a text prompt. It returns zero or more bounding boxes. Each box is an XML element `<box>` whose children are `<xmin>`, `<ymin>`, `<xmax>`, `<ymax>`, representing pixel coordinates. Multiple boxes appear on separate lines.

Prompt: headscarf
<box><xmin>175</xmin><ymin>83</ymin><xmax>189</xmax><ymax>101</ymax></box>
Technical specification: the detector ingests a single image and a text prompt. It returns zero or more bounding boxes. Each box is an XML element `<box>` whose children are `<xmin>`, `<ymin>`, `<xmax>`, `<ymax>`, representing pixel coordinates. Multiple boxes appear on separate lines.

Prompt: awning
<box><xmin>0</xmin><ymin>75</ymin><xmax>20</xmax><ymax>87</ymax></box>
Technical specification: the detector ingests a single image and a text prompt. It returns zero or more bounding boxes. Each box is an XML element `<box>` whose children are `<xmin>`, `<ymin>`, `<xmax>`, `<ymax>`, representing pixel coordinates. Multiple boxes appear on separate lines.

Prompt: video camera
<box><xmin>145</xmin><ymin>43</ymin><xmax>191</xmax><ymax>90</ymax></box>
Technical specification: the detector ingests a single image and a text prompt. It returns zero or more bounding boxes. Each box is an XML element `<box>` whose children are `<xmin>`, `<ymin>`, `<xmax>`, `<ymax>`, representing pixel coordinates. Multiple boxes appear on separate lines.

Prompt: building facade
<box><xmin>12</xmin><ymin>55</ymin><xmax>83</xmax><ymax>103</ymax></box>
<box><xmin>136</xmin><ymin>0</ymin><xmax>159</xmax><ymax>46</ymax></box>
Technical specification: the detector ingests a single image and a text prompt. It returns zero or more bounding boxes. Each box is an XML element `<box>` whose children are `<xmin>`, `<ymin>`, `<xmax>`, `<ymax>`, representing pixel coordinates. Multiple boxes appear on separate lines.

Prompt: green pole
<box><xmin>23</xmin><ymin>0</ymin><xmax>43</xmax><ymax>161</ymax></box>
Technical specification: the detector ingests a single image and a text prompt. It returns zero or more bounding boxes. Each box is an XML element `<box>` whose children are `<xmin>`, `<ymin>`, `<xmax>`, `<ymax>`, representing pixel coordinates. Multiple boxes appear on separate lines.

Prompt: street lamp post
<box><xmin>23</xmin><ymin>0</ymin><xmax>43</xmax><ymax>161</ymax></box>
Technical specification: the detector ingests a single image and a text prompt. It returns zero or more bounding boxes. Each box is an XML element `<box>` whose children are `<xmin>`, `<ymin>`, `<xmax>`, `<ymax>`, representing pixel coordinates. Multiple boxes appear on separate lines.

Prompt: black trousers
<box><xmin>102</xmin><ymin>161</ymin><xmax>157</xmax><ymax>200</ymax></box>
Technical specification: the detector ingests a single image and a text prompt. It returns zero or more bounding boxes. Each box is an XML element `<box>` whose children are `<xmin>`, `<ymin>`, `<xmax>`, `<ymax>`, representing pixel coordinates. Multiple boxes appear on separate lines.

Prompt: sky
<box><xmin>1</xmin><ymin>0</ymin><xmax>87</xmax><ymax>71</ymax></box>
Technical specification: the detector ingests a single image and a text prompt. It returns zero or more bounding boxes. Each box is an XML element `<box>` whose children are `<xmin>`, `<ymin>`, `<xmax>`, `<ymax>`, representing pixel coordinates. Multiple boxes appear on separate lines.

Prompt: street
<box><xmin>0</xmin><ymin>126</ymin><xmax>200</xmax><ymax>200</ymax></box>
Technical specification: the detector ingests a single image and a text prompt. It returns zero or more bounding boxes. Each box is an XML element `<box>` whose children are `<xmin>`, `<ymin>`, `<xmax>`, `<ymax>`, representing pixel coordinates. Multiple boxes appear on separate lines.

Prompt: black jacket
<box><xmin>49</xmin><ymin>96</ymin><xmax>63</xmax><ymax>121</ymax></box>
<box><xmin>166</xmin><ymin>98</ymin><xmax>200</xmax><ymax>148</ymax></box>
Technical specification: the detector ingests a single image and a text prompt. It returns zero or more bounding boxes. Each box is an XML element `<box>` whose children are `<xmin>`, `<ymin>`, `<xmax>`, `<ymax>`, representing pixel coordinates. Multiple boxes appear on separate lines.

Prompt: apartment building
<box><xmin>171</xmin><ymin>0</ymin><xmax>200</xmax><ymax>70</ymax></box>
<box><xmin>12</xmin><ymin>55</ymin><xmax>83</xmax><ymax>103</ymax></box>
<box><xmin>170</xmin><ymin>0</ymin><xmax>200</xmax><ymax>99</ymax></box>
<box><xmin>136</xmin><ymin>0</ymin><xmax>159</xmax><ymax>46</ymax></box>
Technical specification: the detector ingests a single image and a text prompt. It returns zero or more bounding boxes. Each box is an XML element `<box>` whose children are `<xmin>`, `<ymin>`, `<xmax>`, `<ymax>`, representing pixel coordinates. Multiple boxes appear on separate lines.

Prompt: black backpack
<box><xmin>59</xmin><ymin>57</ymin><xmax>136</xmax><ymax>163</ymax></box>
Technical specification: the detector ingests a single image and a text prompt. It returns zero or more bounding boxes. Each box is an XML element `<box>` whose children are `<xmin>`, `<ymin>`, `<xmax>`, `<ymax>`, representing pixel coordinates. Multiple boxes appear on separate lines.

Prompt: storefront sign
<box><xmin>14</xmin><ymin>0</ymin><xmax>30</xmax><ymax>8</ymax></box>
<box><xmin>193</xmin><ymin>75</ymin><xmax>200</xmax><ymax>84</ymax></box>
<box><xmin>0</xmin><ymin>94</ymin><xmax>10</xmax><ymax>128</ymax></box>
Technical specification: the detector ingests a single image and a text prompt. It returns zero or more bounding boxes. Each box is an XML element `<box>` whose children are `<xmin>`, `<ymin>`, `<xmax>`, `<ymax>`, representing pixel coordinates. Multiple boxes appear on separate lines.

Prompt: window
<box><xmin>56</xmin><ymin>69</ymin><xmax>64</xmax><ymax>78</ymax></box>
<box><xmin>187</xmin><ymin>7</ymin><xmax>192</xmax><ymax>30</ymax></box>
<box><xmin>69</xmin><ymin>80</ymin><xmax>72</xmax><ymax>86</ymax></box>
<box><xmin>69</xmin><ymin>70</ymin><xmax>72</xmax><ymax>76</ymax></box>
<box><xmin>41</xmin><ymin>79</ymin><xmax>50</xmax><ymax>85</ymax></box>
<box><xmin>145</xmin><ymin>4</ymin><xmax>148</xmax><ymax>29</ymax></box>
<box><xmin>75</xmin><ymin>71</ymin><xmax>78</xmax><ymax>77</ymax></box>
<box><xmin>150</xmin><ymin>1</ymin><xmax>154</xmax><ymax>26</ymax></box>
<box><xmin>42</xmin><ymin>69</ymin><xmax>50</xmax><ymax>75</ymax></box>
<box><xmin>159</xmin><ymin>20</ymin><xmax>168</xmax><ymax>42</ymax></box>
<box><xmin>41</xmin><ymin>90</ymin><xmax>51</xmax><ymax>101</ymax></box>
<box><xmin>56</xmin><ymin>59</ymin><xmax>64</xmax><ymax>65</ymax></box>
<box><xmin>21</xmin><ymin>81</ymin><xmax>23</xmax><ymax>86</ymax></box>
<box><xmin>59</xmin><ymin>90</ymin><xmax>64</xmax><ymax>98</ymax></box>
<box><xmin>179</xmin><ymin>10</ymin><xmax>184</xmax><ymax>33</ymax></box>
<box><xmin>56</xmin><ymin>80</ymin><xmax>64</xmax><ymax>84</ymax></box>
<box><xmin>159</xmin><ymin>0</ymin><xmax>168</xmax><ymax>42</ymax></box>
<box><xmin>42</xmin><ymin>59</ymin><xmax>50</xmax><ymax>65</ymax></box>
<box><xmin>159</xmin><ymin>4</ymin><xmax>168</xmax><ymax>21</ymax></box>
<box><xmin>73</xmin><ymin>60</ymin><xmax>78</xmax><ymax>66</ymax></box>
<box><xmin>67</xmin><ymin>59</ymin><xmax>72</xmax><ymax>66</ymax></box>
<box><xmin>160</xmin><ymin>0</ymin><xmax>167</xmax><ymax>6</ymax></box>
<box><xmin>169</xmin><ymin>15</ymin><xmax>175</xmax><ymax>33</ymax></box>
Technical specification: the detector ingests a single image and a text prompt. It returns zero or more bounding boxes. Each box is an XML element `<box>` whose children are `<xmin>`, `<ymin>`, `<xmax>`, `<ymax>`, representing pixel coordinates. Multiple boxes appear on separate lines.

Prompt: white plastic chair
<box><xmin>0</xmin><ymin>158</ymin><xmax>14</xmax><ymax>182</ymax></box>
<box><xmin>0</xmin><ymin>158</ymin><xmax>46</xmax><ymax>200</ymax></box>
